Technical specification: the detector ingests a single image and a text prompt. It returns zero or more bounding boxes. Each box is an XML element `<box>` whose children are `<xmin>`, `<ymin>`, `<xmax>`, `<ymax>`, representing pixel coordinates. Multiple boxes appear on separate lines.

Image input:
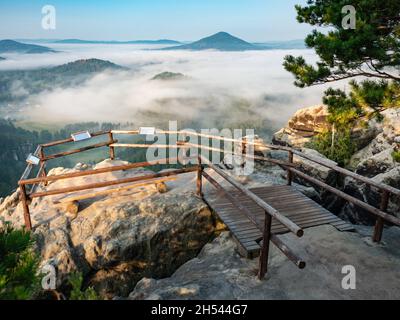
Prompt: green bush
<box><xmin>68</xmin><ymin>272</ymin><xmax>99</xmax><ymax>300</ymax></box>
<box><xmin>0</xmin><ymin>223</ymin><xmax>40</xmax><ymax>300</ymax></box>
<box><xmin>392</xmin><ymin>151</ymin><xmax>400</xmax><ymax>163</ymax></box>
<box><xmin>306</xmin><ymin>129</ymin><xmax>357</xmax><ymax>167</ymax></box>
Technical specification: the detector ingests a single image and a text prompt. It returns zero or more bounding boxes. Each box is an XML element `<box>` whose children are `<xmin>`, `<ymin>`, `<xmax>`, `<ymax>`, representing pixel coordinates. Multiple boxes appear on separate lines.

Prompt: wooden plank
<box><xmin>202</xmin><ymin>156</ymin><xmax>304</xmax><ymax>237</ymax></box>
<box><xmin>206</xmin><ymin>184</ymin><xmax>353</xmax><ymax>257</ymax></box>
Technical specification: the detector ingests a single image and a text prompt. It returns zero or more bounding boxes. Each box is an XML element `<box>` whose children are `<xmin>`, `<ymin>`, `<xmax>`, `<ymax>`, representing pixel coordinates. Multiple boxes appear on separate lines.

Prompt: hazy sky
<box><xmin>0</xmin><ymin>0</ymin><xmax>313</xmax><ymax>41</ymax></box>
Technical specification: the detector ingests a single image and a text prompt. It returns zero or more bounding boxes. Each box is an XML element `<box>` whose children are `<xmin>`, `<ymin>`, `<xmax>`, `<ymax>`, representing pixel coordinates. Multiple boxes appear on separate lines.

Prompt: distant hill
<box><xmin>151</xmin><ymin>72</ymin><xmax>186</xmax><ymax>81</ymax></box>
<box><xmin>163</xmin><ymin>32</ymin><xmax>260</xmax><ymax>51</ymax></box>
<box><xmin>0</xmin><ymin>57</ymin><xmax>5</xmax><ymax>61</ymax></box>
<box><xmin>55</xmin><ymin>39</ymin><xmax>181</xmax><ymax>45</ymax></box>
<box><xmin>0</xmin><ymin>58</ymin><xmax>124</xmax><ymax>103</ymax></box>
<box><xmin>48</xmin><ymin>58</ymin><xmax>125</xmax><ymax>75</ymax></box>
<box><xmin>254</xmin><ymin>39</ymin><xmax>306</xmax><ymax>50</ymax></box>
<box><xmin>0</xmin><ymin>40</ymin><xmax>56</xmax><ymax>54</ymax></box>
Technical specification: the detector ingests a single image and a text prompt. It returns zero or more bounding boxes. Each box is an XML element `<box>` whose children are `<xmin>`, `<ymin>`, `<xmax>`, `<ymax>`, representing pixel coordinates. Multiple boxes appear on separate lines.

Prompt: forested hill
<box><xmin>0</xmin><ymin>40</ymin><xmax>55</xmax><ymax>54</ymax></box>
<box><xmin>0</xmin><ymin>59</ymin><xmax>125</xmax><ymax>104</ymax></box>
<box><xmin>48</xmin><ymin>58</ymin><xmax>125</xmax><ymax>75</ymax></box>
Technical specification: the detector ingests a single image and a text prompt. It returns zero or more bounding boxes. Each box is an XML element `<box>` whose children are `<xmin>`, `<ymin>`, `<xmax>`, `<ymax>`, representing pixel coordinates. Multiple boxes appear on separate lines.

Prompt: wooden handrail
<box><xmin>29</xmin><ymin>167</ymin><xmax>198</xmax><ymax>199</ymax></box>
<box><xmin>41</xmin><ymin>130</ymin><xmax>110</xmax><ymax>148</ymax></box>
<box><xmin>17</xmin><ymin>128</ymin><xmax>400</xmax><ymax>240</ymax></box>
<box><xmin>200</xmin><ymin>155</ymin><xmax>304</xmax><ymax>237</ymax></box>
<box><xmin>19</xmin><ymin>157</ymin><xmax>182</xmax><ymax>185</ymax></box>
<box><xmin>40</xmin><ymin>128</ymin><xmax>400</xmax><ymax>198</ymax></box>
<box><xmin>20</xmin><ymin>145</ymin><xmax>41</xmax><ymax>180</ymax></box>
<box><xmin>202</xmin><ymin>170</ymin><xmax>306</xmax><ymax>269</ymax></box>
<box><xmin>289</xmin><ymin>149</ymin><xmax>400</xmax><ymax>197</ymax></box>
<box><xmin>288</xmin><ymin>167</ymin><xmax>400</xmax><ymax>226</ymax></box>
<box><xmin>42</xmin><ymin>140</ymin><xmax>117</xmax><ymax>161</ymax></box>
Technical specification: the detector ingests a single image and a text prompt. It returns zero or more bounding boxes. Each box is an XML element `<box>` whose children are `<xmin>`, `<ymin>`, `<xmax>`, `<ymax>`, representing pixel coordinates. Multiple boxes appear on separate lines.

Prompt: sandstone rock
<box><xmin>63</xmin><ymin>201</ymin><xmax>80</xmax><ymax>218</ymax></box>
<box><xmin>382</xmin><ymin>108</ymin><xmax>400</xmax><ymax>138</ymax></box>
<box><xmin>156</xmin><ymin>182</ymin><xmax>168</xmax><ymax>193</ymax></box>
<box><xmin>273</xmin><ymin>105</ymin><xmax>330</xmax><ymax>147</ymax></box>
<box><xmin>349</xmin><ymin>133</ymin><xmax>392</xmax><ymax>170</ymax></box>
<box><xmin>0</xmin><ymin>159</ymin><xmax>216</xmax><ymax>299</ymax></box>
<box><xmin>355</xmin><ymin>147</ymin><xmax>397</xmax><ymax>178</ymax></box>
<box><xmin>130</xmin><ymin>226</ymin><xmax>400</xmax><ymax>300</ymax></box>
<box><xmin>340</xmin><ymin>167</ymin><xmax>400</xmax><ymax>224</ymax></box>
<box><xmin>273</xmin><ymin>105</ymin><xmax>382</xmax><ymax>149</ymax></box>
<box><xmin>293</xmin><ymin>148</ymin><xmax>338</xmax><ymax>185</ymax></box>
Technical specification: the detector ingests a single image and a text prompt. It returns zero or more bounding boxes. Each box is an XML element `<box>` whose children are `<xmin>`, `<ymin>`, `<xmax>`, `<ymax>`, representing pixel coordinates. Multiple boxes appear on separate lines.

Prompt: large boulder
<box><xmin>273</xmin><ymin>105</ymin><xmax>330</xmax><ymax>147</ymax></box>
<box><xmin>0</xmin><ymin>160</ymin><xmax>216</xmax><ymax>298</ymax></box>
<box><xmin>293</xmin><ymin>148</ymin><xmax>338</xmax><ymax>185</ymax></box>
<box><xmin>349</xmin><ymin>133</ymin><xmax>393</xmax><ymax>170</ymax></box>
<box><xmin>355</xmin><ymin>147</ymin><xmax>396</xmax><ymax>178</ymax></box>
<box><xmin>340</xmin><ymin>167</ymin><xmax>400</xmax><ymax>224</ymax></box>
<box><xmin>273</xmin><ymin>105</ymin><xmax>382</xmax><ymax>149</ymax></box>
<box><xmin>340</xmin><ymin>108</ymin><xmax>400</xmax><ymax>224</ymax></box>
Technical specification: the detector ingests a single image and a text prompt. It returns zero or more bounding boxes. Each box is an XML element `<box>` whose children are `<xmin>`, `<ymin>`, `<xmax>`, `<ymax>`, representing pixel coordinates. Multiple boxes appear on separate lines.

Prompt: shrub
<box><xmin>392</xmin><ymin>150</ymin><xmax>400</xmax><ymax>163</ymax></box>
<box><xmin>68</xmin><ymin>272</ymin><xmax>99</xmax><ymax>300</ymax></box>
<box><xmin>0</xmin><ymin>223</ymin><xmax>40</xmax><ymax>299</ymax></box>
<box><xmin>306</xmin><ymin>129</ymin><xmax>357</xmax><ymax>167</ymax></box>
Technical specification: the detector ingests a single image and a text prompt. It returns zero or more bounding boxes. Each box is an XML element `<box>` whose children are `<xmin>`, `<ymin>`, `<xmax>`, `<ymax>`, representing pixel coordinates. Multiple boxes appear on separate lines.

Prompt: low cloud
<box><xmin>3</xmin><ymin>44</ymin><xmax>346</xmax><ymax>133</ymax></box>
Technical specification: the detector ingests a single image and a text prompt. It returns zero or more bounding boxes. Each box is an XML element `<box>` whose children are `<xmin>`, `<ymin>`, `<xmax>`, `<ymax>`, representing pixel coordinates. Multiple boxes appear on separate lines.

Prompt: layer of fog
<box><xmin>1</xmin><ymin>44</ymin><xmax>348</xmax><ymax>134</ymax></box>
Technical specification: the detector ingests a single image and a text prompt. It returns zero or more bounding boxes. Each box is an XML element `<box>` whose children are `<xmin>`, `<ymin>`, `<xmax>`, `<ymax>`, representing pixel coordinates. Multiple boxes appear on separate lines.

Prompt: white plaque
<box><xmin>71</xmin><ymin>131</ymin><xmax>92</xmax><ymax>142</ymax></box>
<box><xmin>26</xmin><ymin>154</ymin><xmax>40</xmax><ymax>165</ymax></box>
<box><xmin>139</xmin><ymin>127</ymin><xmax>156</xmax><ymax>135</ymax></box>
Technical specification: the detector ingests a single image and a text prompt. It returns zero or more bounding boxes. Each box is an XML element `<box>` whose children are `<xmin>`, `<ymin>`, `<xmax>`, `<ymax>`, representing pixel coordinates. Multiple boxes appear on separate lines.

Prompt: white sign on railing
<box><xmin>139</xmin><ymin>127</ymin><xmax>156</xmax><ymax>135</ymax></box>
<box><xmin>71</xmin><ymin>131</ymin><xmax>92</xmax><ymax>142</ymax></box>
<box><xmin>26</xmin><ymin>154</ymin><xmax>40</xmax><ymax>165</ymax></box>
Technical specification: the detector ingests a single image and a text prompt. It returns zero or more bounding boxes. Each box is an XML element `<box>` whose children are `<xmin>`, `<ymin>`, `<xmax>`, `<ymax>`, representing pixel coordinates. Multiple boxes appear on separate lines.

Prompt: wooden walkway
<box><xmin>207</xmin><ymin>185</ymin><xmax>354</xmax><ymax>258</ymax></box>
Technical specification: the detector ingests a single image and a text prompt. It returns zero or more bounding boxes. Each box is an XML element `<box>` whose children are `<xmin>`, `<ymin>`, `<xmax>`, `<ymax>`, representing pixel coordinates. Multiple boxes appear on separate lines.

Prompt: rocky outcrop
<box><xmin>273</xmin><ymin>105</ymin><xmax>330</xmax><ymax>147</ymax></box>
<box><xmin>0</xmin><ymin>160</ymin><xmax>216</xmax><ymax>298</ymax></box>
<box><xmin>130</xmin><ymin>226</ymin><xmax>400</xmax><ymax>300</ymax></box>
<box><xmin>273</xmin><ymin>105</ymin><xmax>382</xmax><ymax>149</ymax></box>
<box><xmin>272</xmin><ymin>105</ymin><xmax>400</xmax><ymax>225</ymax></box>
<box><xmin>340</xmin><ymin>167</ymin><xmax>400</xmax><ymax>224</ymax></box>
<box><xmin>341</xmin><ymin>109</ymin><xmax>400</xmax><ymax>223</ymax></box>
<box><xmin>293</xmin><ymin>148</ymin><xmax>338</xmax><ymax>185</ymax></box>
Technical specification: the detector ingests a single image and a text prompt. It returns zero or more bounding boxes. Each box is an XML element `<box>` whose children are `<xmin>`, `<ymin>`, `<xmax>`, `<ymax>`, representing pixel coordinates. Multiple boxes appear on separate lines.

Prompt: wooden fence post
<box><xmin>19</xmin><ymin>184</ymin><xmax>32</xmax><ymax>231</ymax></box>
<box><xmin>108</xmin><ymin>132</ymin><xmax>115</xmax><ymax>160</ymax></box>
<box><xmin>373</xmin><ymin>190</ymin><xmax>389</xmax><ymax>243</ymax></box>
<box><xmin>258</xmin><ymin>211</ymin><xmax>272</xmax><ymax>280</ymax></box>
<box><xmin>39</xmin><ymin>147</ymin><xmax>48</xmax><ymax>186</ymax></box>
<box><xmin>196</xmin><ymin>156</ymin><xmax>203</xmax><ymax>198</ymax></box>
<box><xmin>287</xmin><ymin>151</ymin><xmax>294</xmax><ymax>186</ymax></box>
<box><xmin>241</xmin><ymin>137</ymin><xmax>247</xmax><ymax>168</ymax></box>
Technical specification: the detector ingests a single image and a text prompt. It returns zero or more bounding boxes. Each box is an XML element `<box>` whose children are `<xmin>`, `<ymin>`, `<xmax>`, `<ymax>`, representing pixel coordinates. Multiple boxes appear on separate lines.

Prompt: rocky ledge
<box><xmin>130</xmin><ymin>225</ymin><xmax>400</xmax><ymax>300</ymax></box>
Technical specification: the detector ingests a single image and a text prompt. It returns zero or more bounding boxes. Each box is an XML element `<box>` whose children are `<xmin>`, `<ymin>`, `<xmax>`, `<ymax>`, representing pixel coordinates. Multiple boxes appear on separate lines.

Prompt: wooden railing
<box><xmin>17</xmin><ymin>128</ymin><xmax>400</xmax><ymax>280</ymax></box>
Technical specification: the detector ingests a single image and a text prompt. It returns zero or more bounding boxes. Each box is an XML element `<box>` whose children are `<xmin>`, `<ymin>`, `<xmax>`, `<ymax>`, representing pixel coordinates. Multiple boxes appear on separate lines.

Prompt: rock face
<box><xmin>273</xmin><ymin>105</ymin><xmax>400</xmax><ymax>225</ymax></box>
<box><xmin>342</xmin><ymin>109</ymin><xmax>400</xmax><ymax>223</ymax></box>
<box><xmin>0</xmin><ymin>160</ymin><xmax>216</xmax><ymax>298</ymax></box>
<box><xmin>273</xmin><ymin>105</ymin><xmax>330</xmax><ymax>147</ymax></box>
<box><xmin>130</xmin><ymin>226</ymin><xmax>400</xmax><ymax>300</ymax></box>
<box><xmin>273</xmin><ymin>104</ymin><xmax>382</xmax><ymax>149</ymax></box>
<box><xmin>293</xmin><ymin>148</ymin><xmax>338</xmax><ymax>185</ymax></box>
